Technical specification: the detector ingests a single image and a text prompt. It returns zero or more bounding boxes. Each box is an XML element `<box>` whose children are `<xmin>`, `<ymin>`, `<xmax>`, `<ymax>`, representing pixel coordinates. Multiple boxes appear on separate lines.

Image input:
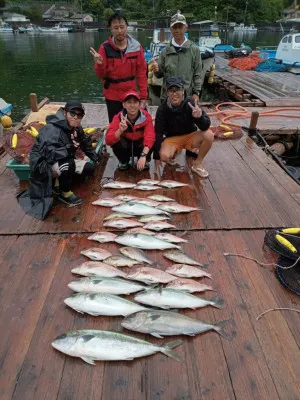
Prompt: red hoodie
<box><xmin>94</xmin><ymin>35</ymin><xmax>148</xmax><ymax>102</ymax></box>
<box><xmin>106</xmin><ymin>109</ymin><xmax>155</xmax><ymax>149</ymax></box>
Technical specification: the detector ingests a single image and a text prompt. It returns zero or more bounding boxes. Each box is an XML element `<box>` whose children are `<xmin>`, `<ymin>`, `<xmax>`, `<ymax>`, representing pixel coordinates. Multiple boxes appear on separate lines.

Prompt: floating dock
<box><xmin>0</xmin><ymin>102</ymin><xmax>300</xmax><ymax>400</ymax></box>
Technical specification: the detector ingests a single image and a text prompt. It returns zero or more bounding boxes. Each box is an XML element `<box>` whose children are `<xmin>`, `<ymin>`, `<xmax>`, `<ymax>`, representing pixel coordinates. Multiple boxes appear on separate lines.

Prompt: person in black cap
<box><xmin>17</xmin><ymin>101</ymin><xmax>99</xmax><ymax>220</ymax></box>
<box><xmin>153</xmin><ymin>77</ymin><xmax>214</xmax><ymax>178</ymax></box>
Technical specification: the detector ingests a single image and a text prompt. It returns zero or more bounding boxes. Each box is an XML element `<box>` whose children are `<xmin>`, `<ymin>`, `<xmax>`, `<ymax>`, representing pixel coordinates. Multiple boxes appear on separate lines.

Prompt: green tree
<box><xmin>0</xmin><ymin>0</ymin><xmax>6</xmax><ymax>8</ymax></box>
<box><xmin>103</xmin><ymin>7</ymin><xmax>114</xmax><ymax>20</ymax></box>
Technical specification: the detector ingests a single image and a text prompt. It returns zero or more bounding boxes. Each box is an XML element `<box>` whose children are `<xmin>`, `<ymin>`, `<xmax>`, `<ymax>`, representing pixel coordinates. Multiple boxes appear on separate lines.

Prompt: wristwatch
<box><xmin>140</xmin><ymin>152</ymin><xmax>148</xmax><ymax>157</ymax></box>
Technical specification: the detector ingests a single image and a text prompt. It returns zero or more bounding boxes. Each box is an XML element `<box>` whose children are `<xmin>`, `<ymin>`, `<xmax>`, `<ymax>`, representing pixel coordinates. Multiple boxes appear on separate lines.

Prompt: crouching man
<box><xmin>106</xmin><ymin>90</ymin><xmax>155</xmax><ymax>170</ymax></box>
<box><xmin>18</xmin><ymin>101</ymin><xmax>99</xmax><ymax>220</ymax></box>
<box><xmin>154</xmin><ymin>77</ymin><xmax>214</xmax><ymax>178</ymax></box>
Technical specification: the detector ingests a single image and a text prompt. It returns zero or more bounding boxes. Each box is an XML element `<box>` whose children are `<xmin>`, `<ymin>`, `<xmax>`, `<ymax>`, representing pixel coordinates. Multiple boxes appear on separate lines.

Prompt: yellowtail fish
<box><xmin>68</xmin><ymin>277</ymin><xmax>146</xmax><ymax>294</ymax></box>
<box><xmin>144</xmin><ymin>222</ymin><xmax>176</xmax><ymax>231</ymax></box>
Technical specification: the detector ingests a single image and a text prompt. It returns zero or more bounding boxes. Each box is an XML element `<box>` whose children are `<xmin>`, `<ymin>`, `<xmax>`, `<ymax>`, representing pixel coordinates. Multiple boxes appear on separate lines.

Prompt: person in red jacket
<box><xmin>90</xmin><ymin>12</ymin><xmax>148</xmax><ymax>123</ymax></box>
<box><xmin>106</xmin><ymin>91</ymin><xmax>155</xmax><ymax>171</ymax></box>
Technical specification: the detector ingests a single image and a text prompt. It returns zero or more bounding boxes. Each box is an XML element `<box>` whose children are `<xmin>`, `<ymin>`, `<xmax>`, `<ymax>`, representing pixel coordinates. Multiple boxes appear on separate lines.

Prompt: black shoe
<box><xmin>58</xmin><ymin>193</ymin><xmax>82</xmax><ymax>207</ymax></box>
<box><xmin>186</xmin><ymin>149</ymin><xmax>198</xmax><ymax>159</ymax></box>
<box><xmin>52</xmin><ymin>186</ymin><xmax>60</xmax><ymax>197</ymax></box>
<box><xmin>118</xmin><ymin>162</ymin><xmax>129</xmax><ymax>170</ymax></box>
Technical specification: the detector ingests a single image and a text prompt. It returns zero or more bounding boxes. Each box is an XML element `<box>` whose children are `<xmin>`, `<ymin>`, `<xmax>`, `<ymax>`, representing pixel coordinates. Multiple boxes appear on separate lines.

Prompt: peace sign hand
<box><xmin>89</xmin><ymin>47</ymin><xmax>103</xmax><ymax>65</ymax></box>
<box><xmin>188</xmin><ymin>102</ymin><xmax>202</xmax><ymax>118</ymax></box>
<box><xmin>119</xmin><ymin>114</ymin><xmax>128</xmax><ymax>133</ymax></box>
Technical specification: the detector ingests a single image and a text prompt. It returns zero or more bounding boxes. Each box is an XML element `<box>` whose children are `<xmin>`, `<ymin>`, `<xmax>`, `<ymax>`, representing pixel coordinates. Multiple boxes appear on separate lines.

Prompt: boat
<box><xmin>233</xmin><ymin>23</ymin><xmax>257</xmax><ymax>32</ymax></box>
<box><xmin>0</xmin><ymin>23</ymin><xmax>13</xmax><ymax>33</ymax></box>
<box><xmin>193</xmin><ymin>20</ymin><xmax>222</xmax><ymax>49</ymax></box>
<box><xmin>275</xmin><ymin>33</ymin><xmax>300</xmax><ymax>72</ymax></box>
<box><xmin>38</xmin><ymin>23</ymin><xmax>71</xmax><ymax>33</ymax></box>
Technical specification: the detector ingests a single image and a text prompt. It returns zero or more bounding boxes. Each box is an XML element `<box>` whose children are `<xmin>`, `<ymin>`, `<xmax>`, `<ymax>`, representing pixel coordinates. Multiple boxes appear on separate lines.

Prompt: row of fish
<box><xmin>103</xmin><ymin>179</ymin><xmax>189</xmax><ymax>190</ymax></box>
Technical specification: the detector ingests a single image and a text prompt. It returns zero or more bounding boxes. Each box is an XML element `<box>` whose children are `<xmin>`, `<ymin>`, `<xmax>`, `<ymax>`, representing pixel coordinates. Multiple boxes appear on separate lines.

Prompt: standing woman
<box><xmin>106</xmin><ymin>91</ymin><xmax>155</xmax><ymax>171</ymax></box>
<box><xmin>90</xmin><ymin>12</ymin><xmax>148</xmax><ymax>122</ymax></box>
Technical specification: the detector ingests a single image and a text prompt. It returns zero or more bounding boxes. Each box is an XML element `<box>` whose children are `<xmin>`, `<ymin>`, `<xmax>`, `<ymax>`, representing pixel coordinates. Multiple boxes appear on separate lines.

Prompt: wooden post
<box><xmin>30</xmin><ymin>93</ymin><xmax>38</xmax><ymax>112</ymax></box>
<box><xmin>248</xmin><ymin>111</ymin><xmax>259</xmax><ymax>136</ymax></box>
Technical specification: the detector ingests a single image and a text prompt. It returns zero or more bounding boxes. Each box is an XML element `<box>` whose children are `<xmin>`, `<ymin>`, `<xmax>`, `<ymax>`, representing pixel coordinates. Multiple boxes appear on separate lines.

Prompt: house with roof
<box><xmin>3</xmin><ymin>12</ymin><xmax>30</xmax><ymax>23</ymax></box>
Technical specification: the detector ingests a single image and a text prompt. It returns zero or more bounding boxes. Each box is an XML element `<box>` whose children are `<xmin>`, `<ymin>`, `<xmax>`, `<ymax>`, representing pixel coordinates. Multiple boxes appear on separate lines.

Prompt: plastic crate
<box><xmin>6</xmin><ymin>158</ymin><xmax>30</xmax><ymax>180</ymax></box>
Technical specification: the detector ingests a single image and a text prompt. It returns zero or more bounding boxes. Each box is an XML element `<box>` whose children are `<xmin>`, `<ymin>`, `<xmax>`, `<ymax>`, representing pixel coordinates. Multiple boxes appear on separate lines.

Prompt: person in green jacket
<box><xmin>152</xmin><ymin>11</ymin><xmax>202</xmax><ymax>104</ymax></box>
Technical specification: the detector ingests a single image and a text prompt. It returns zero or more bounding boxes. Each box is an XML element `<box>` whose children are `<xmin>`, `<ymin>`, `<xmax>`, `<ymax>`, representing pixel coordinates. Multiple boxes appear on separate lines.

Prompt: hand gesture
<box><xmin>119</xmin><ymin>114</ymin><xmax>128</xmax><ymax>133</ymax></box>
<box><xmin>89</xmin><ymin>47</ymin><xmax>103</xmax><ymax>65</ymax></box>
<box><xmin>137</xmin><ymin>156</ymin><xmax>146</xmax><ymax>171</ymax></box>
<box><xmin>151</xmin><ymin>59</ymin><xmax>159</xmax><ymax>73</ymax></box>
<box><xmin>188</xmin><ymin>102</ymin><xmax>202</xmax><ymax>118</ymax></box>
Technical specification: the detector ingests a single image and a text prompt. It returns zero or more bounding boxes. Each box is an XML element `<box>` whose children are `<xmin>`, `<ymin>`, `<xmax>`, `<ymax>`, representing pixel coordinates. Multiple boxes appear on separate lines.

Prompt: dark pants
<box><xmin>57</xmin><ymin>158</ymin><xmax>95</xmax><ymax>192</ymax></box>
<box><xmin>112</xmin><ymin>138</ymin><xmax>144</xmax><ymax>164</ymax></box>
<box><xmin>106</xmin><ymin>99</ymin><xmax>123</xmax><ymax>123</ymax></box>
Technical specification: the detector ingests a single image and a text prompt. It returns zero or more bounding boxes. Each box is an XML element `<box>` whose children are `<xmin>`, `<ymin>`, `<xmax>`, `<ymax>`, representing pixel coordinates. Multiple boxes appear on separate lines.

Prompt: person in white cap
<box><xmin>151</xmin><ymin>11</ymin><xmax>202</xmax><ymax>104</ymax></box>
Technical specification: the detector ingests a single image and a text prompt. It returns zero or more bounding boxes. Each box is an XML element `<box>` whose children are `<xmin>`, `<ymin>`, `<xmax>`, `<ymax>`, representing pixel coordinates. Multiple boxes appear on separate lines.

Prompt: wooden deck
<box><xmin>1</xmin><ymin>103</ymin><xmax>300</xmax><ymax>400</ymax></box>
<box><xmin>214</xmin><ymin>55</ymin><xmax>300</xmax><ymax>107</ymax></box>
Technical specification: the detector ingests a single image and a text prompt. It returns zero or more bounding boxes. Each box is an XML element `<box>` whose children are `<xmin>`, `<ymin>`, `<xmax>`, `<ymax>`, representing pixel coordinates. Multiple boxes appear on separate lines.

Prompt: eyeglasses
<box><xmin>68</xmin><ymin>110</ymin><xmax>84</xmax><ymax>119</ymax></box>
<box><xmin>167</xmin><ymin>87</ymin><xmax>183</xmax><ymax>94</ymax></box>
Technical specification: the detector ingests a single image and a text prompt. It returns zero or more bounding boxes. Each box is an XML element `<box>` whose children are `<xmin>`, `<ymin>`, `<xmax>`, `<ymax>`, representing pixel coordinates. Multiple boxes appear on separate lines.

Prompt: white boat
<box><xmin>0</xmin><ymin>23</ymin><xmax>13</xmax><ymax>33</ymax></box>
<box><xmin>38</xmin><ymin>23</ymin><xmax>71</xmax><ymax>33</ymax></box>
<box><xmin>233</xmin><ymin>23</ymin><xmax>257</xmax><ymax>32</ymax></box>
<box><xmin>276</xmin><ymin>33</ymin><xmax>300</xmax><ymax>71</ymax></box>
<box><xmin>192</xmin><ymin>20</ymin><xmax>222</xmax><ymax>48</ymax></box>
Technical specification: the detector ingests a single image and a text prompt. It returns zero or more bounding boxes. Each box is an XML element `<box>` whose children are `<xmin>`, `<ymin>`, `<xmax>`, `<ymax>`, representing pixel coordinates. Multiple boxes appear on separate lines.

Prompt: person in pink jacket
<box><xmin>106</xmin><ymin>91</ymin><xmax>155</xmax><ymax>170</ymax></box>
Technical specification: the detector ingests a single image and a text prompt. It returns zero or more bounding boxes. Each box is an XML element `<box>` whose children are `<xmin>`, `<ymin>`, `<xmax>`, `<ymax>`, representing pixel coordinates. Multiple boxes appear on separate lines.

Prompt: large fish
<box><xmin>126</xmin><ymin>267</ymin><xmax>176</xmax><ymax>284</ymax></box>
<box><xmin>158</xmin><ymin>180</ymin><xmax>189</xmax><ymax>188</ymax></box>
<box><xmin>64</xmin><ymin>293</ymin><xmax>149</xmax><ymax>316</ymax></box>
<box><xmin>134</xmin><ymin>185</ymin><xmax>161</xmax><ymax>191</ymax></box>
<box><xmin>139</xmin><ymin>215</ymin><xmax>170</xmax><ymax>223</ymax></box>
<box><xmin>158</xmin><ymin>203</ymin><xmax>200</xmax><ymax>213</ymax></box>
<box><xmin>104</xmin><ymin>255</ymin><xmax>140</xmax><ymax>267</ymax></box>
<box><xmin>148</xmin><ymin>195</ymin><xmax>175</xmax><ymax>202</ymax></box>
<box><xmin>115</xmin><ymin>234</ymin><xmax>181</xmax><ymax>250</ymax></box>
<box><xmin>103</xmin><ymin>213</ymin><xmax>135</xmax><ymax>221</ymax></box>
<box><xmin>156</xmin><ymin>233</ymin><xmax>187</xmax><ymax>244</ymax></box>
<box><xmin>131</xmin><ymin>199</ymin><xmax>161</xmax><ymax>207</ymax></box>
<box><xmin>144</xmin><ymin>222</ymin><xmax>176</xmax><ymax>231</ymax></box>
<box><xmin>80</xmin><ymin>248</ymin><xmax>112</xmax><ymax>261</ymax></box>
<box><xmin>122</xmin><ymin>310</ymin><xmax>231</xmax><ymax>338</ymax></box>
<box><xmin>137</xmin><ymin>179</ymin><xmax>161</xmax><ymax>186</ymax></box>
<box><xmin>88</xmin><ymin>232</ymin><xmax>117</xmax><ymax>243</ymax></box>
<box><xmin>68</xmin><ymin>277</ymin><xmax>145</xmax><ymax>295</ymax></box>
<box><xmin>166</xmin><ymin>264</ymin><xmax>212</xmax><ymax>279</ymax></box>
<box><xmin>103</xmin><ymin>219</ymin><xmax>143</xmax><ymax>229</ymax></box>
<box><xmin>119</xmin><ymin>247</ymin><xmax>153</xmax><ymax>265</ymax></box>
<box><xmin>52</xmin><ymin>330</ymin><xmax>183</xmax><ymax>364</ymax></box>
<box><xmin>102</xmin><ymin>181</ymin><xmax>136</xmax><ymax>189</ymax></box>
<box><xmin>163</xmin><ymin>249</ymin><xmax>203</xmax><ymax>266</ymax></box>
<box><xmin>92</xmin><ymin>198</ymin><xmax>124</xmax><ymax>207</ymax></box>
<box><xmin>112</xmin><ymin>202</ymin><xmax>169</xmax><ymax>216</ymax></box>
<box><xmin>166</xmin><ymin>278</ymin><xmax>214</xmax><ymax>293</ymax></box>
<box><xmin>71</xmin><ymin>261</ymin><xmax>127</xmax><ymax>278</ymax></box>
<box><xmin>134</xmin><ymin>289</ymin><xmax>224</xmax><ymax>310</ymax></box>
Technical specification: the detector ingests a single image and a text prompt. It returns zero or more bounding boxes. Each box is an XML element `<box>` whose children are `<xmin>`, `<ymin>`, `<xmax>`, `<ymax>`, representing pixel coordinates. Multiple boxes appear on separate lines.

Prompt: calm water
<box><xmin>0</xmin><ymin>29</ymin><xmax>283</xmax><ymax>121</ymax></box>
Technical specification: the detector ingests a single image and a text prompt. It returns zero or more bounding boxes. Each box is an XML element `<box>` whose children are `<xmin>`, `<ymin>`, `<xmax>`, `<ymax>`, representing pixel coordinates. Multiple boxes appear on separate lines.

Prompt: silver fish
<box><xmin>166</xmin><ymin>264</ymin><xmax>212</xmax><ymax>279</ymax></box>
<box><xmin>64</xmin><ymin>293</ymin><xmax>149</xmax><ymax>316</ymax></box>
<box><xmin>103</xmin><ymin>181</ymin><xmax>137</xmax><ymax>189</ymax></box>
<box><xmin>88</xmin><ymin>232</ymin><xmax>117</xmax><ymax>243</ymax></box>
<box><xmin>103</xmin><ymin>219</ymin><xmax>143</xmax><ymax>229</ymax></box>
<box><xmin>166</xmin><ymin>278</ymin><xmax>214</xmax><ymax>293</ymax></box>
<box><xmin>80</xmin><ymin>248</ymin><xmax>112</xmax><ymax>261</ymax></box>
<box><xmin>163</xmin><ymin>249</ymin><xmax>203</xmax><ymax>266</ymax></box>
<box><xmin>104</xmin><ymin>255</ymin><xmax>140</xmax><ymax>267</ymax></box>
<box><xmin>112</xmin><ymin>202</ymin><xmax>169</xmax><ymax>216</ymax></box>
<box><xmin>156</xmin><ymin>233</ymin><xmax>187</xmax><ymax>244</ymax></box>
<box><xmin>139</xmin><ymin>215</ymin><xmax>170</xmax><ymax>223</ymax></box>
<box><xmin>115</xmin><ymin>195</ymin><xmax>138</xmax><ymax>202</ymax></box>
<box><xmin>127</xmin><ymin>267</ymin><xmax>176</xmax><ymax>284</ymax></box>
<box><xmin>52</xmin><ymin>330</ymin><xmax>183</xmax><ymax>364</ymax></box>
<box><xmin>92</xmin><ymin>198</ymin><xmax>124</xmax><ymax>207</ymax></box>
<box><xmin>137</xmin><ymin>179</ymin><xmax>161</xmax><ymax>186</ymax></box>
<box><xmin>131</xmin><ymin>199</ymin><xmax>161</xmax><ymax>207</ymax></box>
<box><xmin>134</xmin><ymin>185</ymin><xmax>161</xmax><ymax>191</ymax></box>
<box><xmin>148</xmin><ymin>195</ymin><xmax>175</xmax><ymax>202</ymax></box>
<box><xmin>121</xmin><ymin>310</ymin><xmax>231</xmax><ymax>339</ymax></box>
<box><xmin>158</xmin><ymin>180</ymin><xmax>189</xmax><ymax>188</ymax></box>
<box><xmin>103</xmin><ymin>213</ymin><xmax>135</xmax><ymax>221</ymax></box>
<box><xmin>71</xmin><ymin>261</ymin><xmax>127</xmax><ymax>278</ymax></box>
<box><xmin>144</xmin><ymin>222</ymin><xmax>176</xmax><ymax>231</ymax></box>
<box><xmin>158</xmin><ymin>203</ymin><xmax>200</xmax><ymax>213</ymax></box>
<box><xmin>68</xmin><ymin>277</ymin><xmax>145</xmax><ymax>294</ymax></box>
<box><xmin>134</xmin><ymin>289</ymin><xmax>224</xmax><ymax>310</ymax></box>
<box><xmin>127</xmin><ymin>228</ymin><xmax>155</xmax><ymax>236</ymax></box>
<box><xmin>115</xmin><ymin>233</ymin><xmax>181</xmax><ymax>250</ymax></box>
<box><xmin>120</xmin><ymin>247</ymin><xmax>153</xmax><ymax>265</ymax></box>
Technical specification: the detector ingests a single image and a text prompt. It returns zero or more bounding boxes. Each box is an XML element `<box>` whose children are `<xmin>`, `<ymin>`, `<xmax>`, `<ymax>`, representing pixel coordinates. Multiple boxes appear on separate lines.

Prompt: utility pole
<box><xmin>244</xmin><ymin>1</ymin><xmax>249</xmax><ymax>24</ymax></box>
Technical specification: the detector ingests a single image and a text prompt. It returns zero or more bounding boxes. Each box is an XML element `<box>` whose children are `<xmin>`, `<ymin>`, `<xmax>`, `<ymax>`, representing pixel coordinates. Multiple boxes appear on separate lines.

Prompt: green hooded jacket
<box><xmin>154</xmin><ymin>39</ymin><xmax>203</xmax><ymax>100</ymax></box>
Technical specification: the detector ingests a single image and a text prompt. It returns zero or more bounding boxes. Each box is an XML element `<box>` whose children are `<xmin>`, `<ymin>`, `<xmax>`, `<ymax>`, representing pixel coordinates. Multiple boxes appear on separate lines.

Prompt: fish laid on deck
<box><xmin>115</xmin><ymin>233</ymin><xmax>181</xmax><ymax>250</ymax></box>
<box><xmin>88</xmin><ymin>232</ymin><xmax>117</xmax><ymax>243</ymax></box>
<box><xmin>126</xmin><ymin>266</ymin><xmax>176</xmax><ymax>284</ymax></box>
<box><xmin>68</xmin><ymin>277</ymin><xmax>146</xmax><ymax>294</ymax></box>
<box><xmin>71</xmin><ymin>261</ymin><xmax>127</xmax><ymax>278</ymax></box>
<box><xmin>80</xmin><ymin>248</ymin><xmax>112</xmax><ymax>261</ymax></box>
<box><xmin>163</xmin><ymin>249</ymin><xmax>203</xmax><ymax>265</ymax></box>
<box><xmin>119</xmin><ymin>246</ymin><xmax>154</xmax><ymax>265</ymax></box>
<box><xmin>166</xmin><ymin>264</ymin><xmax>212</xmax><ymax>279</ymax></box>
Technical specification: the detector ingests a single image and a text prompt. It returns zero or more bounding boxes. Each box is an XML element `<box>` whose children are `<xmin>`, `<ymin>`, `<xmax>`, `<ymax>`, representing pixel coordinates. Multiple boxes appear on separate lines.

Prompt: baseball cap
<box><xmin>170</xmin><ymin>12</ymin><xmax>187</xmax><ymax>27</ymax></box>
<box><xmin>64</xmin><ymin>100</ymin><xmax>85</xmax><ymax>114</ymax></box>
<box><xmin>166</xmin><ymin>77</ymin><xmax>185</xmax><ymax>90</ymax></box>
<box><xmin>122</xmin><ymin>90</ymin><xmax>140</xmax><ymax>102</ymax></box>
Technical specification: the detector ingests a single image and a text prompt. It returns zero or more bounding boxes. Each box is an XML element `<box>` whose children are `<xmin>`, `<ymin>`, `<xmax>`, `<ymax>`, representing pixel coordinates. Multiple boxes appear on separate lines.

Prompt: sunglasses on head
<box><xmin>68</xmin><ymin>110</ymin><xmax>84</xmax><ymax>119</ymax></box>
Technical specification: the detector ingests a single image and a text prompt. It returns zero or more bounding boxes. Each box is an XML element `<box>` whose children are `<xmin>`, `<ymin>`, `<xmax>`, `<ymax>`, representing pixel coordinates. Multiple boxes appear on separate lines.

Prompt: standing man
<box><xmin>90</xmin><ymin>12</ymin><xmax>148</xmax><ymax>123</ymax></box>
<box><xmin>154</xmin><ymin>77</ymin><xmax>214</xmax><ymax>178</ymax></box>
<box><xmin>152</xmin><ymin>11</ymin><xmax>202</xmax><ymax>104</ymax></box>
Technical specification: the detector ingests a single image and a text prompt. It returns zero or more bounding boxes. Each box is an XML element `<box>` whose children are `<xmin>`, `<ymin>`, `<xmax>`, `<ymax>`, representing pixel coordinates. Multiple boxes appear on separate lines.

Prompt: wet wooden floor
<box><xmin>0</xmin><ymin>104</ymin><xmax>300</xmax><ymax>400</ymax></box>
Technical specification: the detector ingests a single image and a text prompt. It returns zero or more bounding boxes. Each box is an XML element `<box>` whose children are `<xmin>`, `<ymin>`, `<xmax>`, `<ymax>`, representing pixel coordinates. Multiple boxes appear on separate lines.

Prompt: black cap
<box><xmin>64</xmin><ymin>100</ymin><xmax>85</xmax><ymax>114</ymax></box>
<box><xmin>166</xmin><ymin>77</ymin><xmax>185</xmax><ymax>90</ymax></box>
